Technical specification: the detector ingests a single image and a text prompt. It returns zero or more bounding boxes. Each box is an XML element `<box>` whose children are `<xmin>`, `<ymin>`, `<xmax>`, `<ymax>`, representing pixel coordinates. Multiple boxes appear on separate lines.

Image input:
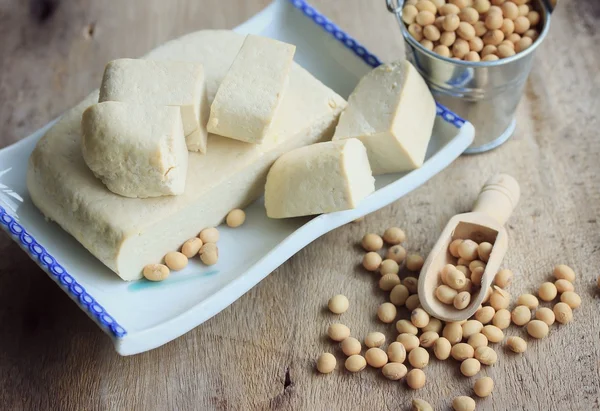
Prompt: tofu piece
<box><xmin>207</xmin><ymin>35</ymin><xmax>296</xmax><ymax>144</ymax></box>
<box><xmin>81</xmin><ymin>101</ymin><xmax>188</xmax><ymax>198</ymax></box>
<box><xmin>27</xmin><ymin>30</ymin><xmax>346</xmax><ymax>281</ymax></box>
<box><xmin>99</xmin><ymin>59</ymin><xmax>209</xmax><ymax>153</ymax></box>
<box><xmin>333</xmin><ymin>61</ymin><xmax>436</xmax><ymax>175</ymax></box>
<box><xmin>265</xmin><ymin>139</ymin><xmax>375</xmax><ymax>218</ymax></box>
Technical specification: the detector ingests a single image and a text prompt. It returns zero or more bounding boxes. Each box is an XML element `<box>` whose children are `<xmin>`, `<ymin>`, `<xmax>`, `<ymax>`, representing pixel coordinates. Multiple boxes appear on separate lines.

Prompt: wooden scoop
<box><xmin>418</xmin><ymin>174</ymin><xmax>520</xmax><ymax>322</ymax></box>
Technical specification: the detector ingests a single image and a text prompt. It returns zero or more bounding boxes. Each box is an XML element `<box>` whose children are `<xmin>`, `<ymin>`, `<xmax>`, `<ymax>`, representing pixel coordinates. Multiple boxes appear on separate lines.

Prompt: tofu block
<box><xmin>81</xmin><ymin>101</ymin><xmax>188</xmax><ymax>198</ymax></box>
<box><xmin>207</xmin><ymin>35</ymin><xmax>296</xmax><ymax>144</ymax></box>
<box><xmin>27</xmin><ymin>30</ymin><xmax>346</xmax><ymax>281</ymax></box>
<box><xmin>265</xmin><ymin>139</ymin><xmax>375</xmax><ymax>218</ymax></box>
<box><xmin>99</xmin><ymin>59</ymin><xmax>209</xmax><ymax>153</ymax></box>
<box><xmin>333</xmin><ymin>61</ymin><xmax>436</xmax><ymax>175</ymax></box>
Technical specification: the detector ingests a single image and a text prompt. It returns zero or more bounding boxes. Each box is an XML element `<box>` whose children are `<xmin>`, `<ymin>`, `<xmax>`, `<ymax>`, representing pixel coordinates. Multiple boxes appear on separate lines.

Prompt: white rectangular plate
<box><xmin>0</xmin><ymin>0</ymin><xmax>474</xmax><ymax>355</ymax></box>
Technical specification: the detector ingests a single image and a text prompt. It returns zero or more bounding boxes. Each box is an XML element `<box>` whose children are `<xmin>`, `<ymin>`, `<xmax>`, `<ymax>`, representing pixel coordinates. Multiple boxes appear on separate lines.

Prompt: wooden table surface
<box><xmin>1</xmin><ymin>0</ymin><xmax>599</xmax><ymax>410</ymax></box>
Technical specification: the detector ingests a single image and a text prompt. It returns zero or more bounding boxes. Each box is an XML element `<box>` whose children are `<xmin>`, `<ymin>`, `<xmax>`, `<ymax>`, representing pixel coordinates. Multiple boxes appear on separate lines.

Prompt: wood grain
<box><xmin>1</xmin><ymin>0</ymin><xmax>599</xmax><ymax>410</ymax></box>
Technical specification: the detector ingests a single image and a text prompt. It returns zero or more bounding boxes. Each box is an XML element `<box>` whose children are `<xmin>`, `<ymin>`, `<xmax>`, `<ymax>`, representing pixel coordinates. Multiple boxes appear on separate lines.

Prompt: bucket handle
<box><xmin>385</xmin><ymin>0</ymin><xmax>402</xmax><ymax>15</ymax></box>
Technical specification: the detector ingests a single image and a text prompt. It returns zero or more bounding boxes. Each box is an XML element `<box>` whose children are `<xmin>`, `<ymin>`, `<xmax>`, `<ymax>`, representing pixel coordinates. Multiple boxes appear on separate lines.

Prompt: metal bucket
<box><xmin>386</xmin><ymin>0</ymin><xmax>554</xmax><ymax>153</ymax></box>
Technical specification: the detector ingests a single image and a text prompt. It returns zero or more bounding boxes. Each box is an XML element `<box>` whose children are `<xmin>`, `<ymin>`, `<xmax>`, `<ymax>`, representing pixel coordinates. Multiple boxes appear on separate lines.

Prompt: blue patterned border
<box><xmin>288</xmin><ymin>0</ymin><xmax>467</xmax><ymax>129</ymax></box>
<box><xmin>0</xmin><ymin>205</ymin><xmax>127</xmax><ymax>338</ymax></box>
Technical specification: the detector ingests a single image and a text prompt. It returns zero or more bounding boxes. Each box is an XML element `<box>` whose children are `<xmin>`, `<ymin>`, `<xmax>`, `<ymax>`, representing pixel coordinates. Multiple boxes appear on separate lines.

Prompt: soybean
<box><xmin>341</xmin><ymin>337</ymin><xmax>362</xmax><ymax>356</ymax></box>
<box><xmin>317</xmin><ymin>353</ymin><xmax>336</xmax><ymax>374</ymax></box>
<box><xmin>328</xmin><ymin>294</ymin><xmax>349</xmax><ymax>314</ymax></box>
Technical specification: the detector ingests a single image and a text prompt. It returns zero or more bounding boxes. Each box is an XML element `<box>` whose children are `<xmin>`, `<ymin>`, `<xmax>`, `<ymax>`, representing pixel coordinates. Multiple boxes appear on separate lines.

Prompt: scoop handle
<box><xmin>472</xmin><ymin>174</ymin><xmax>520</xmax><ymax>226</ymax></box>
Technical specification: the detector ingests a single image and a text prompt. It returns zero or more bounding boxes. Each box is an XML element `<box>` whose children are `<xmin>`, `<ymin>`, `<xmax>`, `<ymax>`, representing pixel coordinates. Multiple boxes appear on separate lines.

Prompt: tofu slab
<box><xmin>265</xmin><ymin>139</ymin><xmax>375</xmax><ymax>218</ymax></box>
<box><xmin>333</xmin><ymin>61</ymin><xmax>436</xmax><ymax>175</ymax></box>
<box><xmin>81</xmin><ymin>101</ymin><xmax>188</xmax><ymax>198</ymax></box>
<box><xmin>99</xmin><ymin>59</ymin><xmax>209</xmax><ymax>153</ymax></box>
<box><xmin>27</xmin><ymin>30</ymin><xmax>346</xmax><ymax>281</ymax></box>
<box><xmin>207</xmin><ymin>35</ymin><xmax>296</xmax><ymax>144</ymax></box>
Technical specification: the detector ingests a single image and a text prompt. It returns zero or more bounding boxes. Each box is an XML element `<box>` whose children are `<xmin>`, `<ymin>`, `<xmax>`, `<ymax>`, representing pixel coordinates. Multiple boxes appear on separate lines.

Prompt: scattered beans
<box><xmin>433</xmin><ymin>337</ymin><xmax>452</xmax><ymax>360</ymax></box>
<box><xmin>412</xmin><ymin>399</ymin><xmax>434</xmax><ymax>411</ymax></box>
<box><xmin>492</xmin><ymin>308</ymin><xmax>511</xmax><ymax>329</ymax></box>
<box><xmin>553</xmin><ymin>264</ymin><xmax>575</xmax><ymax>282</ymax></box>
<box><xmin>451</xmin><ymin>343</ymin><xmax>475</xmax><ymax>361</ymax></box>
<box><xmin>535</xmin><ymin>307</ymin><xmax>555</xmax><ymax>325</ymax></box>
<box><xmin>468</xmin><ymin>333</ymin><xmax>488</xmax><ymax>349</ymax></box>
<box><xmin>398</xmin><ymin>333</ymin><xmax>421</xmax><ymax>352</ymax></box>
<box><xmin>461</xmin><ymin>358</ymin><xmax>481</xmax><ymax>377</ymax></box>
<box><xmin>164</xmin><ymin>251</ymin><xmax>188</xmax><ymax>271</ymax></box>
<box><xmin>380</xmin><ymin>273</ymin><xmax>402</xmax><ymax>291</ymax></box>
<box><xmin>365</xmin><ymin>332</ymin><xmax>386</xmax><ymax>348</ymax></box>
<box><xmin>328</xmin><ymin>294</ymin><xmax>349</xmax><ymax>314</ymax></box>
<box><xmin>482</xmin><ymin>325</ymin><xmax>504</xmax><ymax>343</ymax></box>
<box><xmin>378</xmin><ymin>302</ymin><xmax>398</xmax><ymax>323</ymax></box>
<box><xmin>409</xmin><ymin>347</ymin><xmax>430</xmax><ymax>368</ymax></box>
<box><xmin>341</xmin><ymin>337</ymin><xmax>362</xmax><ymax>356</ymax></box>
<box><xmin>490</xmin><ymin>286</ymin><xmax>511</xmax><ymax>310</ymax></box>
<box><xmin>199</xmin><ymin>243</ymin><xmax>219</xmax><ymax>265</ymax></box>
<box><xmin>199</xmin><ymin>227</ymin><xmax>219</xmax><ymax>243</ymax></box>
<box><xmin>363</xmin><ymin>252</ymin><xmax>382</xmax><ymax>271</ymax></box>
<box><xmin>404</xmin><ymin>277</ymin><xmax>419</xmax><ymax>294</ymax></box>
<box><xmin>412</xmin><ymin>308</ymin><xmax>430</xmax><ymax>328</ymax></box>
<box><xmin>474</xmin><ymin>376</ymin><xmax>494</xmax><ymax>397</ymax></box>
<box><xmin>511</xmin><ymin>305</ymin><xmax>531</xmax><ymax>326</ymax></box>
<box><xmin>475</xmin><ymin>306</ymin><xmax>495</xmax><ymax>324</ymax></box>
<box><xmin>397</xmin><ymin>319</ymin><xmax>419</xmax><ymax>335</ymax></box>
<box><xmin>423</xmin><ymin>318</ymin><xmax>443</xmax><ymax>333</ymax></box>
<box><xmin>495</xmin><ymin>269</ymin><xmax>513</xmax><ymax>288</ymax></box>
<box><xmin>380</xmin><ymin>259</ymin><xmax>400</xmax><ymax>275</ymax></box>
<box><xmin>406</xmin><ymin>254</ymin><xmax>425</xmax><ymax>271</ymax></box>
<box><xmin>443</xmin><ymin>322</ymin><xmax>464</xmax><ymax>345</ymax></box>
<box><xmin>462</xmin><ymin>320</ymin><xmax>484</xmax><ymax>338</ymax></box>
<box><xmin>387</xmin><ymin>245</ymin><xmax>407</xmax><ymax>263</ymax></box>
<box><xmin>475</xmin><ymin>345</ymin><xmax>498</xmax><ymax>365</ymax></box>
<box><xmin>328</xmin><ymin>324</ymin><xmax>351</xmax><ymax>341</ymax></box>
<box><xmin>181</xmin><ymin>238</ymin><xmax>203</xmax><ymax>258</ymax></box>
<box><xmin>387</xmin><ymin>341</ymin><xmax>407</xmax><ymax>363</ymax></box>
<box><xmin>554</xmin><ymin>279</ymin><xmax>574</xmax><ymax>293</ymax></box>
<box><xmin>553</xmin><ymin>302</ymin><xmax>573</xmax><ymax>324</ymax></box>
<box><xmin>407</xmin><ymin>369</ymin><xmax>426</xmax><ymax>389</ymax></box>
<box><xmin>527</xmin><ymin>319</ymin><xmax>549</xmax><ymax>339</ymax></box>
<box><xmin>420</xmin><ymin>331</ymin><xmax>440</xmax><ymax>348</ymax></box>
<box><xmin>345</xmin><ymin>355</ymin><xmax>367</xmax><ymax>372</ymax></box>
<box><xmin>390</xmin><ymin>284</ymin><xmax>410</xmax><ymax>306</ymax></box>
<box><xmin>382</xmin><ymin>362</ymin><xmax>408</xmax><ymax>380</ymax></box>
<box><xmin>506</xmin><ymin>336</ymin><xmax>527</xmax><ymax>353</ymax></box>
<box><xmin>538</xmin><ymin>282</ymin><xmax>558</xmax><ymax>302</ymax></box>
<box><xmin>226</xmin><ymin>209</ymin><xmax>246</xmax><ymax>227</ymax></box>
<box><xmin>365</xmin><ymin>347</ymin><xmax>388</xmax><ymax>368</ymax></box>
<box><xmin>317</xmin><ymin>353</ymin><xmax>336</xmax><ymax>374</ymax></box>
<box><xmin>560</xmin><ymin>291</ymin><xmax>581</xmax><ymax>309</ymax></box>
<box><xmin>452</xmin><ymin>396</ymin><xmax>476</xmax><ymax>411</ymax></box>
<box><xmin>362</xmin><ymin>233</ymin><xmax>383</xmax><ymax>252</ymax></box>
<box><xmin>406</xmin><ymin>294</ymin><xmax>422</xmax><ymax>311</ymax></box>
<box><xmin>383</xmin><ymin>227</ymin><xmax>406</xmax><ymax>244</ymax></box>
<box><xmin>517</xmin><ymin>293</ymin><xmax>539</xmax><ymax>309</ymax></box>
<box><xmin>143</xmin><ymin>264</ymin><xmax>170</xmax><ymax>281</ymax></box>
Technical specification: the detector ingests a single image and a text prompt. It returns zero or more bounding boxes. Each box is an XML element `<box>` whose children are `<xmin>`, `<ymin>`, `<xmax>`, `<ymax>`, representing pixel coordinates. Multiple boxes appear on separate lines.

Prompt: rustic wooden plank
<box><xmin>0</xmin><ymin>0</ymin><xmax>599</xmax><ymax>410</ymax></box>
